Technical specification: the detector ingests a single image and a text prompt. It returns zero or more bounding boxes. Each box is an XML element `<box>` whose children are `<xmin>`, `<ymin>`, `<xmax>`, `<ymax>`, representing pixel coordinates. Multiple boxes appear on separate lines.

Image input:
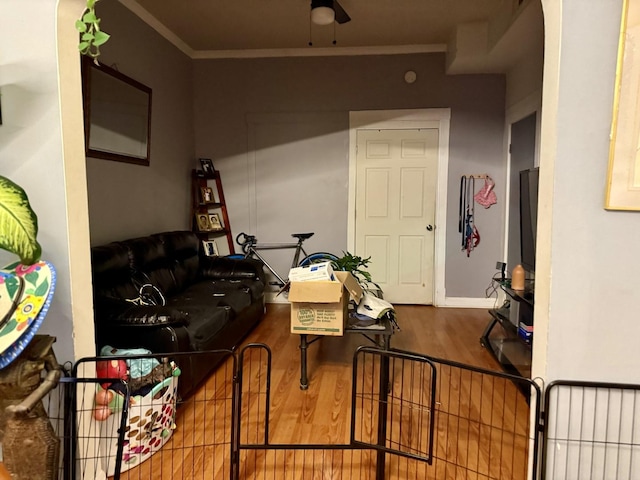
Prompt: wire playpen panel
<box><xmin>234</xmin><ymin>344</ymin><xmax>541</xmax><ymax>480</ymax></box>
<box><xmin>420</xmin><ymin>357</ymin><xmax>539</xmax><ymax>480</ymax></box>
<box><xmin>72</xmin><ymin>351</ymin><xmax>237</xmax><ymax>480</ymax></box>
<box><xmin>33</xmin><ymin>376</ymin><xmax>129</xmax><ymax>480</ymax></box>
<box><xmin>9</xmin><ymin>329</ymin><xmax>640</xmax><ymax>480</ymax></box>
<box><xmin>541</xmin><ymin>380</ymin><xmax>640</xmax><ymax>480</ymax></box>
<box><xmin>364</xmin><ymin>350</ymin><xmax>541</xmax><ymax>480</ymax></box>
<box><xmin>14</xmin><ymin>343</ymin><xmax>568</xmax><ymax>479</ymax></box>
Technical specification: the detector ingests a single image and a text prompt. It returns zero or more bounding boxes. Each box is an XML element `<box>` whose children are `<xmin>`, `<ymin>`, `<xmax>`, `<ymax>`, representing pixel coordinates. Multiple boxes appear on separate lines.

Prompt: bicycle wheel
<box><xmin>298</xmin><ymin>252</ymin><xmax>339</xmax><ymax>267</ymax></box>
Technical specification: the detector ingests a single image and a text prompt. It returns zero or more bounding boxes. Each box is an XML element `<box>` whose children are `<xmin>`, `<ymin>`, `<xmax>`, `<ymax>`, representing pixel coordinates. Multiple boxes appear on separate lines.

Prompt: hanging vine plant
<box><xmin>76</xmin><ymin>0</ymin><xmax>110</xmax><ymax>59</ymax></box>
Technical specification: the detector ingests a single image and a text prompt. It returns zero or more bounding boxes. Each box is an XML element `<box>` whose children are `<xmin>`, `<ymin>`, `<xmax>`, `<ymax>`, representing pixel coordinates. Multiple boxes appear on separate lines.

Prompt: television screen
<box><xmin>519</xmin><ymin>168</ymin><xmax>539</xmax><ymax>273</ymax></box>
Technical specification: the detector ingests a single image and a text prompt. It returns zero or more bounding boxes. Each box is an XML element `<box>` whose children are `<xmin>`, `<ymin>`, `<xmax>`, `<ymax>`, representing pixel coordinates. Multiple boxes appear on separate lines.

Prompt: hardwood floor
<box><xmin>237</xmin><ymin>304</ymin><xmax>500</xmax><ymax>442</ymax></box>
<box><xmin>113</xmin><ymin>304</ymin><xmax>534</xmax><ymax>480</ymax></box>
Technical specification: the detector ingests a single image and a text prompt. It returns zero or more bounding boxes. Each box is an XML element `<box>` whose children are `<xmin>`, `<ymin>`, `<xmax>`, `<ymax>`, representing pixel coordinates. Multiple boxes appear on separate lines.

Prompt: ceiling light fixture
<box><xmin>311</xmin><ymin>1</ymin><xmax>335</xmax><ymax>25</ymax></box>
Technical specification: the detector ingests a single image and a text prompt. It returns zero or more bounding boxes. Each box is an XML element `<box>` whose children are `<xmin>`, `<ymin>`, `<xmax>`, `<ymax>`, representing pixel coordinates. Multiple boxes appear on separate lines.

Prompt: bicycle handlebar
<box><xmin>236</xmin><ymin>232</ymin><xmax>256</xmax><ymax>254</ymax></box>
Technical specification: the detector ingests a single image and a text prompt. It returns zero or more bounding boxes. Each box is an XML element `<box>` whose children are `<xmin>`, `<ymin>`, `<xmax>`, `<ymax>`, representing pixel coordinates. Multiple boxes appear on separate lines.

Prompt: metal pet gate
<box><xmin>233</xmin><ymin>344</ymin><xmax>541</xmax><ymax>480</ymax></box>
<box><xmin>36</xmin><ymin>346</ymin><xmax>640</xmax><ymax>479</ymax></box>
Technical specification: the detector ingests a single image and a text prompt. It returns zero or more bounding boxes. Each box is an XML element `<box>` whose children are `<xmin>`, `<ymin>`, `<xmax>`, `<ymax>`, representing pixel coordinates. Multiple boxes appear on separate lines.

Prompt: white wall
<box><xmin>0</xmin><ymin>0</ymin><xmax>86</xmax><ymax>364</ymax></box>
<box><xmin>535</xmin><ymin>0</ymin><xmax>640</xmax><ymax>384</ymax></box>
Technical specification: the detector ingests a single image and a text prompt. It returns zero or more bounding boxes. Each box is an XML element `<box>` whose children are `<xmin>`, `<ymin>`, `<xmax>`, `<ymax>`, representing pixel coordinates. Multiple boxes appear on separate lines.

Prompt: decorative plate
<box><xmin>0</xmin><ymin>261</ymin><xmax>56</xmax><ymax>369</ymax></box>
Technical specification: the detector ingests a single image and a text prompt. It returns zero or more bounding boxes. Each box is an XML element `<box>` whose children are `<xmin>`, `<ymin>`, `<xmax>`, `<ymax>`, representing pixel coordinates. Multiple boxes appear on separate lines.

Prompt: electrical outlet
<box><xmin>495</xmin><ymin>261</ymin><xmax>506</xmax><ymax>270</ymax></box>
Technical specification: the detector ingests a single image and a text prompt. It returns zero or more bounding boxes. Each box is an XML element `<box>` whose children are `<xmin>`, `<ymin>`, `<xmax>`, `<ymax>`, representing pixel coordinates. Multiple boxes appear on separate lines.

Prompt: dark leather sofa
<box><xmin>90</xmin><ymin>230</ymin><xmax>265</xmax><ymax>399</ymax></box>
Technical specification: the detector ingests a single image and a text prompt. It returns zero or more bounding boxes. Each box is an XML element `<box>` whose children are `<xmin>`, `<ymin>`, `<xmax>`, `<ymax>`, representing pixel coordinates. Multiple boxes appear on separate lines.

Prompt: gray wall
<box><xmin>193</xmin><ymin>54</ymin><xmax>506</xmax><ymax>300</ymax></box>
<box><xmin>85</xmin><ymin>1</ymin><xmax>195</xmax><ymax>246</ymax></box>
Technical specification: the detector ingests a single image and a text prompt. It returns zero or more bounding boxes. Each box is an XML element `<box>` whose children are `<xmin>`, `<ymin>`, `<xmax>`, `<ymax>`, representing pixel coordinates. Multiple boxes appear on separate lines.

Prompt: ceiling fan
<box><xmin>310</xmin><ymin>0</ymin><xmax>351</xmax><ymax>26</ymax></box>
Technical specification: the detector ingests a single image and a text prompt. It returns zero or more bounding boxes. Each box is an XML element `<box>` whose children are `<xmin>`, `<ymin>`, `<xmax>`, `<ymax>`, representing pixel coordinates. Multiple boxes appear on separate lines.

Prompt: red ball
<box><xmin>96</xmin><ymin>359</ymin><xmax>128</xmax><ymax>388</ymax></box>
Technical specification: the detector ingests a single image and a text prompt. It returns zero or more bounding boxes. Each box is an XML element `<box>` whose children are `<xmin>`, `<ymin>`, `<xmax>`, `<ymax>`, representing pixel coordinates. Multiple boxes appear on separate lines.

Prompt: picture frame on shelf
<box><xmin>209</xmin><ymin>213</ymin><xmax>224</xmax><ymax>231</ymax></box>
<box><xmin>199</xmin><ymin>158</ymin><xmax>215</xmax><ymax>176</ymax></box>
<box><xmin>195</xmin><ymin>213</ymin><xmax>212</xmax><ymax>232</ymax></box>
<box><xmin>200</xmin><ymin>186</ymin><xmax>214</xmax><ymax>203</ymax></box>
<box><xmin>202</xmin><ymin>240</ymin><xmax>219</xmax><ymax>257</ymax></box>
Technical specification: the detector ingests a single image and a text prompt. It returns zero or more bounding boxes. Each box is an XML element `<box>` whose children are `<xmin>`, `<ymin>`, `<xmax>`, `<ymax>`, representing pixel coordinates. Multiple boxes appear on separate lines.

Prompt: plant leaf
<box><xmin>75</xmin><ymin>20</ymin><xmax>87</xmax><ymax>32</ymax></box>
<box><xmin>0</xmin><ymin>176</ymin><xmax>42</xmax><ymax>265</ymax></box>
<box><xmin>82</xmin><ymin>12</ymin><xmax>97</xmax><ymax>23</ymax></box>
<box><xmin>93</xmin><ymin>31</ymin><xmax>110</xmax><ymax>46</ymax></box>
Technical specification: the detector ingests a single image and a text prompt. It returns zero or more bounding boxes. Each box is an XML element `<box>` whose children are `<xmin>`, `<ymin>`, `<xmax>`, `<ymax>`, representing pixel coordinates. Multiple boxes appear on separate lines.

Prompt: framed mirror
<box><xmin>82</xmin><ymin>58</ymin><xmax>152</xmax><ymax>166</ymax></box>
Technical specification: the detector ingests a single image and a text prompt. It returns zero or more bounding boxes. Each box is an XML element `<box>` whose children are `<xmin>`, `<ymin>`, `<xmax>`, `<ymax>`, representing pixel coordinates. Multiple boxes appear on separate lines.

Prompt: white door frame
<box><xmin>348</xmin><ymin>109</ymin><xmax>451</xmax><ymax>306</ymax></box>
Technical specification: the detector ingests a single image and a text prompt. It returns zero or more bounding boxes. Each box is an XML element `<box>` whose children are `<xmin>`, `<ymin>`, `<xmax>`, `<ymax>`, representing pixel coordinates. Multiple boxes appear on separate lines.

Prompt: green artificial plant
<box><xmin>0</xmin><ymin>176</ymin><xmax>42</xmax><ymax>265</ymax></box>
<box><xmin>331</xmin><ymin>252</ymin><xmax>382</xmax><ymax>296</ymax></box>
<box><xmin>76</xmin><ymin>0</ymin><xmax>110</xmax><ymax>59</ymax></box>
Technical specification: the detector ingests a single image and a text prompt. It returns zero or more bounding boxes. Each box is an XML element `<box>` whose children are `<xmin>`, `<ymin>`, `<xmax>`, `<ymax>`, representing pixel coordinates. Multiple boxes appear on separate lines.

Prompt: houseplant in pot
<box><xmin>0</xmin><ymin>175</ymin><xmax>56</xmax><ymax>369</ymax></box>
<box><xmin>0</xmin><ymin>175</ymin><xmax>59</xmax><ymax>479</ymax></box>
<box><xmin>331</xmin><ymin>251</ymin><xmax>382</xmax><ymax>297</ymax></box>
<box><xmin>332</xmin><ymin>252</ymin><xmax>398</xmax><ymax>329</ymax></box>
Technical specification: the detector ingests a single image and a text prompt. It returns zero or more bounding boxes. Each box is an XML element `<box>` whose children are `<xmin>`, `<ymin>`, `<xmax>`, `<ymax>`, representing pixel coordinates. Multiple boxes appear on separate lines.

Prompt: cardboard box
<box><xmin>289</xmin><ymin>271</ymin><xmax>363</xmax><ymax>336</ymax></box>
<box><xmin>288</xmin><ymin>261</ymin><xmax>335</xmax><ymax>282</ymax></box>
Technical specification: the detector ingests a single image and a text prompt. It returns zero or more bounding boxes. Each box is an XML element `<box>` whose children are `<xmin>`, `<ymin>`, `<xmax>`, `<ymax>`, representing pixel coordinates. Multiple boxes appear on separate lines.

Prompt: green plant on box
<box><xmin>331</xmin><ymin>251</ymin><xmax>382</xmax><ymax>296</ymax></box>
<box><xmin>0</xmin><ymin>176</ymin><xmax>41</xmax><ymax>265</ymax></box>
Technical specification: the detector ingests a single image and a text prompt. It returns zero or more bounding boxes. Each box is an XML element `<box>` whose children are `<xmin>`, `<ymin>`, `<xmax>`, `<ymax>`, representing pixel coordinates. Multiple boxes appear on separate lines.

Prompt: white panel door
<box><xmin>355</xmin><ymin>129</ymin><xmax>439</xmax><ymax>304</ymax></box>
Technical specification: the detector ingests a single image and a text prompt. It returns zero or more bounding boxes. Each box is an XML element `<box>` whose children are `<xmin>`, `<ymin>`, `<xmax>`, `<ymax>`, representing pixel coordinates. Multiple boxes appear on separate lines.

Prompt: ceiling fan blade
<box><xmin>333</xmin><ymin>0</ymin><xmax>351</xmax><ymax>24</ymax></box>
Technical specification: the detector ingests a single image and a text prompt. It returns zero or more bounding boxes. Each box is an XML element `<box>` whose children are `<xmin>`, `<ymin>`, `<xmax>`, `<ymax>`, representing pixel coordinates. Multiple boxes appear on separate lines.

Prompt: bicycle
<box><xmin>235</xmin><ymin>232</ymin><xmax>338</xmax><ymax>288</ymax></box>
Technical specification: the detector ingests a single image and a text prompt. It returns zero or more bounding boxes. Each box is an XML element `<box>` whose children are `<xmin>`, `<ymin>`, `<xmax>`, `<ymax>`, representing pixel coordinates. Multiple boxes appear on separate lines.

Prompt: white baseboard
<box><xmin>267</xmin><ymin>293</ymin><xmax>501</xmax><ymax>309</ymax></box>
<box><xmin>441</xmin><ymin>297</ymin><xmax>502</xmax><ymax>309</ymax></box>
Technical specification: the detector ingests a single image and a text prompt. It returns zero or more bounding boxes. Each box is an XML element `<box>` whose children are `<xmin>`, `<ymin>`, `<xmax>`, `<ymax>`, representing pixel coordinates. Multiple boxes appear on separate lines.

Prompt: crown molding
<box><xmin>118</xmin><ymin>1</ymin><xmax>446</xmax><ymax>60</ymax></box>
<box><xmin>192</xmin><ymin>44</ymin><xmax>447</xmax><ymax>59</ymax></box>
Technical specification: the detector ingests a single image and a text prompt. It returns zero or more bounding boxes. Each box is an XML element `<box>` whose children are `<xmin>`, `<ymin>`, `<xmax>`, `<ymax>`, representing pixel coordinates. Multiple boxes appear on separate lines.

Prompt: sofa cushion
<box><xmin>91</xmin><ymin>242</ymin><xmax>140</xmax><ymax>301</ymax></box>
<box><xmin>170</xmin><ymin>280</ymin><xmax>252</xmax><ymax>315</ymax></box>
<box><xmin>199</xmin><ymin>256</ymin><xmax>263</xmax><ymax>281</ymax></box>
<box><xmin>179</xmin><ymin>306</ymin><xmax>230</xmax><ymax>350</ymax></box>
<box><xmin>155</xmin><ymin>231</ymin><xmax>200</xmax><ymax>290</ymax></box>
<box><xmin>126</xmin><ymin>236</ymin><xmax>178</xmax><ymax>296</ymax></box>
<box><xmin>199</xmin><ymin>257</ymin><xmax>265</xmax><ymax>300</ymax></box>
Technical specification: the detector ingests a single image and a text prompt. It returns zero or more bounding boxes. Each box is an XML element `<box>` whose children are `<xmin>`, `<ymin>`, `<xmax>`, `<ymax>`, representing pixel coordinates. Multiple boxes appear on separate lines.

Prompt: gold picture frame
<box><xmin>195</xmin><ymin>213</ymin><xmax>212</xmax><ymax>232</ymax></box>
<box><xmin>200</xmin><ymin>186</ymin><xmax>214</xmax><ymax>204</ymax></box>
<box><xmin>209</xmin><ymin>213</ymin><xmax>224</xmax><ymax>231</ymax></box>
<box><xmin>606</xmin><ymin>0</ymin><xmax>640</xmax><ymax>210</ymax></box>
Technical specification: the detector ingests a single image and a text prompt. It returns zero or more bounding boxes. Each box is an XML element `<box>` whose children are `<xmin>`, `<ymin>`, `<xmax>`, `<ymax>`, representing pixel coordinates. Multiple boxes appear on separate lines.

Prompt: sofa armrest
<box><xmin>199</xmin><ymin>256</ymin><xmax>265</xmax><ymax>283</ymax></box>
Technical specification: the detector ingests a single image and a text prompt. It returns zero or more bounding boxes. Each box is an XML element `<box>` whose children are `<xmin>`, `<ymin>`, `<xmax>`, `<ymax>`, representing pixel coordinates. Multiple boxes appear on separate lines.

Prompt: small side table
<box><xmin>298</xmin><ymin>318</ymin><xmax>395</xmax><ymax>390</ymax></box>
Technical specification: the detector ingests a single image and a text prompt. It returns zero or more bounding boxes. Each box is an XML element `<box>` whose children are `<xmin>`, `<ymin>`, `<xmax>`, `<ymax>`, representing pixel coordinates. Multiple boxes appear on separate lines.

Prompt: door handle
<box><xmin>426</xmin><ymin>225</ymin><xmax>434</xmax><ymax>231</ymax></box>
